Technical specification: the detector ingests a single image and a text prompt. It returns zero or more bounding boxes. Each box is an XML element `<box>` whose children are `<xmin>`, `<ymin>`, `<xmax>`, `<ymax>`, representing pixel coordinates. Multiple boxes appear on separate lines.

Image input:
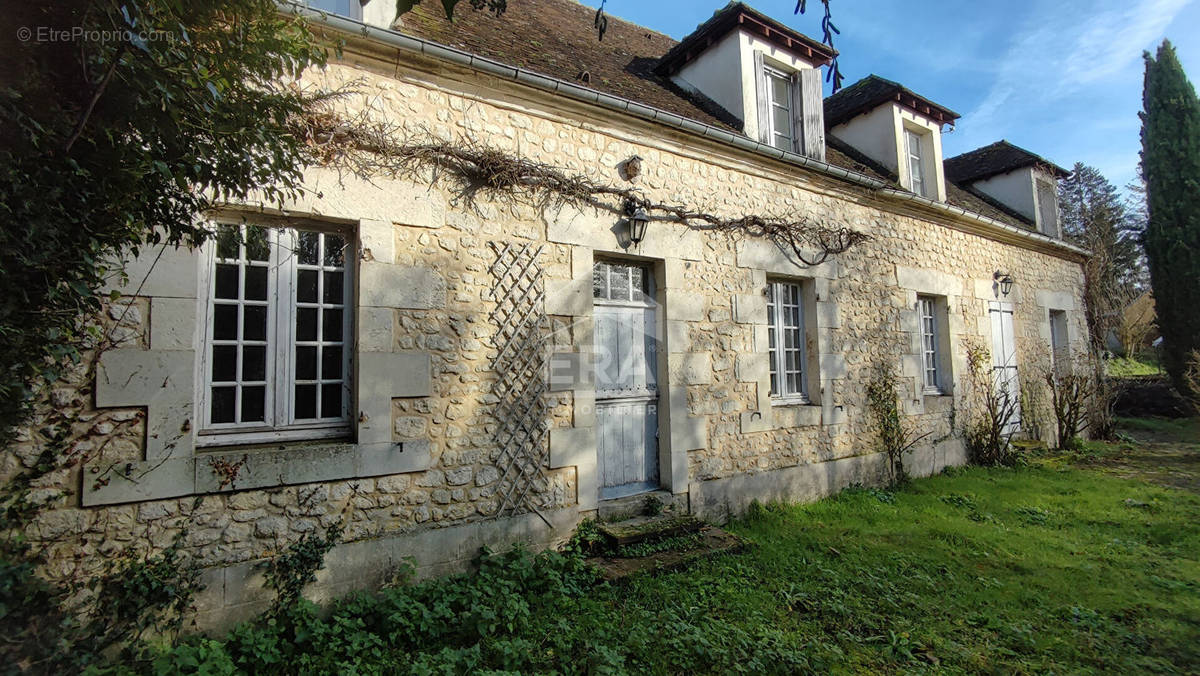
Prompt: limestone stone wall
<box><xmin>8</xmin><ymin>37</ymin><xmax>1087</xmax><ymax>628</ymax></box>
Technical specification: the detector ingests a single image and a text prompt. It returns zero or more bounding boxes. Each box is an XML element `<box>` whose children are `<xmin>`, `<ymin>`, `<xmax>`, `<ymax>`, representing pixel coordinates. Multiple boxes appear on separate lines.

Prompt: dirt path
<box><xmin>1077</xmin><ymin>418</ymin><xmax>1200</xmax><ymax>493</ymax></box>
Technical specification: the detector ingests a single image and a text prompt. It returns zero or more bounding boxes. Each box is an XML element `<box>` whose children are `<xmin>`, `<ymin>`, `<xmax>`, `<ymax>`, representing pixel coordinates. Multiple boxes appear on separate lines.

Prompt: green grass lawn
<box><xmin>160</xmin><ymin>422</ymin><xmax>1200</xmax><ymax>675</ymax></box>
<box><xmin>1107</xmin><ymin>354</ymin><xmax>1163</xmax><ymax>377</ymax></box>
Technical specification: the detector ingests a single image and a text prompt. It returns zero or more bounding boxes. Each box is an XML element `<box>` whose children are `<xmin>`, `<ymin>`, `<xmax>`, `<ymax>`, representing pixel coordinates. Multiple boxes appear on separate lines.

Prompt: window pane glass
<box><xmin>215</xmin><ymin>225</ymin><xmax>240</xmax><ymax>260</ymax></box>
<box><xmin>295</xmin><ymin>383</ymin><xmax>317</xmax><ymax>419</ymax></box>
<box><xmin>296</xmin><ymin>346</ymin><xmax>317</xmax><ymax>380</ymax></box>
<box><xmin>213</xmin><ymin>304</ymin><xmax>238</xmax><ymax>340</ymax></box>
<box><xmin>323</xmin><ymin>234</ymin><xmax>346</xmax><ymax>266</ymax></box>
<box><xmin>243</xmin><ymin>305</ymin><xmax>267</xmax><ymax>342</ymax></box>
<box><xmin>296</xmin><ymin>307</ymin><xmax>318</xmax><ymax>342</ymax></box>
<box><xmin>297</xmin><ymin>269</ymin><xmax>318</xmax><ymax>303</ymax></box>
<box><xmin>211</xmin><ymin>386</ymin><xmax>236</xmax><ymax>424</ymax></box>
<box><xmin>298</xmin><ymin>231</ymin><xmax>320</xmax><ymax>265</ymax></box>
<box><xmin>246</xmin><ymin>227</ymin><xmax>270</xmax><ymax>262</ymax></box>
<box><xmin>631</xmin><ymin>267</ymin><xmax>644</xmax><ymax>301</ymax></box>
<box><xmin>592</xmin><ymin>262</ymin><xmax>608</xmax><ymax>299</ymax></box>
<box><xmin>214</xmin><ymin>264</ymin><xmax>239</xmax><ymax>300</ymax></box>
<box><xmin>211</xmin><ymin>345</ymin><xmax>237</xmax><ymax>382</ymax></box>
<box><xmin>244</xmin><ymin>266</ymin><xmax>268</xmax><ymax>301</ymax></box>
<box><xmin>609</xmin><ymin>266</ymin><xmax>629</xmax><ymax>301</ymax></box>
<box><xmin>773</xmin><ymin>106</ymin><xmax>791</xmax><ymax>139</ymax></box>
<box><xmin>769</xmin><ymin>74</ymin><xmax>789</xmax><ymax>105</ymax></box>
<box><xmin>321</xmin><ymin>383</ymin><xmax>342</xmax><ymax>418</ymax></box>
<box><xmin>322</xmin><ymin>346</ymin><xmax>343</xmax><ymax>379</ymax></box>
<box><xmin>241</xmin><ymin>385</ymin><xmax>266</xmax><ymax>422</ymax></box>
<box><xmin>322</xmin><ymin>308</ymin><xmax>343</xmax><ymax>342</ymax></box>
<box><xmin>323</xmin><ymin>270</ymin><xmax>344</xmax><ymax>304</ymax></box>
<box><xmin>242</xmin><ymin>345</ymin><xmax>266</xmax><ymax>381</ymax></box>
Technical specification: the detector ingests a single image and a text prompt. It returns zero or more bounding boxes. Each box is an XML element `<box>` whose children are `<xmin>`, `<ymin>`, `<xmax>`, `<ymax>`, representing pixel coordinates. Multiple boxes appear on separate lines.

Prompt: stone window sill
<box><xmin>80</xmin><ymin>438</ymin><xmax>432</xmax><ymax>507</ymax></box>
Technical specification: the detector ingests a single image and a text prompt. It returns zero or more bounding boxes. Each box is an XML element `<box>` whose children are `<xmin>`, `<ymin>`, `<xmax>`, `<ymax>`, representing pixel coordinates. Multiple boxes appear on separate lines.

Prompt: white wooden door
<box><xmin>989</xmin><ymin>301</ymin><xmax>1021</xmax><ymax>434</ymax></box>
<box><xmin>593</xmin><ymin>260</ymin><xmax>659</xmax><ymax>500</ymax></box>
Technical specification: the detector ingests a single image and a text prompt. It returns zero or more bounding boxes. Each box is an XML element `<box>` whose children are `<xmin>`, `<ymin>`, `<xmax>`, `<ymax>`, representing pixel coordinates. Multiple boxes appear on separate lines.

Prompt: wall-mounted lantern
<box><xmin>625</xmin><ymin>201</ymin><xmax>650</xmax><ymax>245</ymax></box>
<box><xmin>994</xmin><ymin>270</ymin><xmax>1015</xmax><ymax>296</ymax></box>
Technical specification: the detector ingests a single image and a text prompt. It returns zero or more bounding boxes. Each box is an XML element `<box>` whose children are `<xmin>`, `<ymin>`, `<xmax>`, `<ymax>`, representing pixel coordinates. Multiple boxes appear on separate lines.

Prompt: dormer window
<box><xmin>944</xmin><ymin>141</ymin><xmax>1069</xmax><ymax>237</ymax></box>
<box><xmin>825</xmin><ymin>75</ymin><xmax>958</xmax><ymax>203</ymax></box>
<box><xmin>904</xmin><ymin>128</ymin><xmax>927</xmax><ymax>197</ymax></box>
<box><xmin>1036</xmin><ymin>178</ymin><xmax>1059</xmax><ymax>237</ymax></box>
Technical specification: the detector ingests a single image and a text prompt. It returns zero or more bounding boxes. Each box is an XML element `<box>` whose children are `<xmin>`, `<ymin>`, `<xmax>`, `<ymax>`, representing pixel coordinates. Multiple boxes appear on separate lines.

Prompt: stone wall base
<box><xmin>689</xmin><ymin>439</ymin><xmax>967</xmax><ymax>523</ymax></box>
<box><xmin>193</xmin><ymin>506</ymin><xmax>581</xmax><ymax>633</ymax></box>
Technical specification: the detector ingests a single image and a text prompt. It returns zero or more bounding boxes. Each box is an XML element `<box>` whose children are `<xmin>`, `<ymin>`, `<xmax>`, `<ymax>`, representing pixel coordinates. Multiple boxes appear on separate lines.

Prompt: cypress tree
<box><xmin>1140</xmin><ymin>40</ymin><xmax>1200</xmax><ymax>397</ymax></box>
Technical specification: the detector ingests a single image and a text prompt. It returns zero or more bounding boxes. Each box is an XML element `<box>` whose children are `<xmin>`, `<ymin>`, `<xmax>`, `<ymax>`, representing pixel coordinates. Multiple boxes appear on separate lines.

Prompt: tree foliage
<box><xmin>1057</xmin><ymin>163</ymin><xmax>1140</xmax><ymax>356</ymax></box>
<box><xmin>0</xmin><ymin>0</ymin><xmax>328</xmax><ymax>438</ymax></box>
<box><xmin>1140</xmin><ymin>40</ymin><xmax>1200</xmax><ymax>397</ymax></box>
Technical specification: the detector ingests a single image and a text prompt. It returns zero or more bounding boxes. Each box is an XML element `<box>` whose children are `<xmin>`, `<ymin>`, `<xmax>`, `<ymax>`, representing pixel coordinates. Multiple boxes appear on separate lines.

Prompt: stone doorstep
<box><xmin>586</xmin><ymin>526</ymin><xmax>749</xmax><ymax>582</ymax></box>
<box><xmin>596</xmin><ymin>488</ymin><xmax>686</xmax><ymax>522</ymax></box>
<box><xmin>598</xmin><ymin>514</ymin><xmax>703</xmax><ymax>547</ymax></box>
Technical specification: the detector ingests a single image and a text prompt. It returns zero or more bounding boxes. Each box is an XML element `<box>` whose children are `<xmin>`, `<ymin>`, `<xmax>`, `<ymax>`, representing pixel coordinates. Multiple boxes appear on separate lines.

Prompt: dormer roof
<box><xmin>944</xmin><ymin>140</ymin><xmax>1069</xmax><ymax>183</ymax></box>
<box><xmin>824</xmin><ymin>74</ymin><xmax>959</xmax><ymax>127</ymax></box>
<box><xmin>654</xmin><ymin>2</ymin><xmax>834</xmax><ymax>76</ymax></box>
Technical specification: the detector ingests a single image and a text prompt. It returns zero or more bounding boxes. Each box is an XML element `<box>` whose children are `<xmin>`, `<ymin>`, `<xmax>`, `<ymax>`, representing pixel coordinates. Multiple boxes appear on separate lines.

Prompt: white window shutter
<box><xmin>753</xmin><ymin>51</ymin><xmax>771</xmax><ymax>145</ymax></box>
<box><xmin>791</xmin><ymin>68</ymin><xmax>825</xmax><ymax>161</ymax></box>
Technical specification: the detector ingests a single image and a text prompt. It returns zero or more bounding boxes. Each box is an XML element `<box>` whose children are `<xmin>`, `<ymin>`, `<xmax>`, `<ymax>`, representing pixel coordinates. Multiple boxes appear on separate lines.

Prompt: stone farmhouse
<box><xmin>23</xmin><ymin>0</ymin><xmax>1088</xmax><ymax>628</ymax></box>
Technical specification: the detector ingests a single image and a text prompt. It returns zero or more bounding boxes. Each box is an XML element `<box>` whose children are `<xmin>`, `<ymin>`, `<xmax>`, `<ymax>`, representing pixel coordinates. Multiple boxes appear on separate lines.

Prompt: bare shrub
<box><xmin>961</xmin><ymin>339</ymin><xmax>1022</xmax><ymax>466</ymax></box>
<box><xmin>865</xmin><ymin>361</ymin><xmax>931</xmax><ymax>486</ymax></box>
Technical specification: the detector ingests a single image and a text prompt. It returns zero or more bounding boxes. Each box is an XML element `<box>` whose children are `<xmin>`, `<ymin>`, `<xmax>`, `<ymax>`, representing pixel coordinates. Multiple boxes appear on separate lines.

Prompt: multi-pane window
<box><xmin>767</xmin><ymin>280</ymin><xmax>806</xmax><ymax>400</ymax></box>
<box><xmin>305</xmin><ymin>0</ymin><xmax>362</xmax><ymax>19</ymax></box>
<box><xmin>766</xmin><ymin>67</ymin><xmax>794</xmax><ymax>152</ymax></box>
<box><xmin>905</xmin><ymin>129</ymin><xmax>926</xmax><ymax>197</ymax></box>
<box><xmin>200</xmin><ymin>223</ymin><xmax>352</xmax><ymax>444</ymax></box>
<box><xmin>1037</xmin><ymin>179</ymin><xmax>1059</xmax><ymax>237</ymax></box>
<box><xmin>1049</xmin><ymin>309</ymin><xmax>1069</xmax><ymax>377</ymax></box>
<box><xmin>593</xmin><ymin>260</ymin><xmax>651</xmax><ymax>304</ymax></box>
<box><xmin>918</xmin><ymin>295</ymin><xmax>941</xmax><ymax>392</ymax></box>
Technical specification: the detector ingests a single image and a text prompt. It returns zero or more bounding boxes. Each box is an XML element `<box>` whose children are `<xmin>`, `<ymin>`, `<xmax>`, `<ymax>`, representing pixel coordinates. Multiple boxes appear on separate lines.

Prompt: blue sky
<box><xmin>580</xmin><ymin>0</ymin><xmax>1199</xmax><ymax>192</ymax></box>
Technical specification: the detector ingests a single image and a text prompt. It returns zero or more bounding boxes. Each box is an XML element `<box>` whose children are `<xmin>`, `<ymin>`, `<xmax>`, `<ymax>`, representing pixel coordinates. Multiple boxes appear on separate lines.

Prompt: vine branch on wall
<box><xmin>295</xmin><ymin>110</ymin><xmax>869</xmax><ymax>266</ymax></box>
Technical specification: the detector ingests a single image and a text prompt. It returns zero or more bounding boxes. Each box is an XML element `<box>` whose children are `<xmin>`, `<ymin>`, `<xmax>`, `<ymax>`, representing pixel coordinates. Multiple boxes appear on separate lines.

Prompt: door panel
<box><xmin>593</xmin><ymin>260</ymin><xmax>659</xmax><ymax>500</ymax></box>
<box><xmin>989</xmin><ymin>302</ymin><xmax>1021</xmax><ymax>434</ymax></box>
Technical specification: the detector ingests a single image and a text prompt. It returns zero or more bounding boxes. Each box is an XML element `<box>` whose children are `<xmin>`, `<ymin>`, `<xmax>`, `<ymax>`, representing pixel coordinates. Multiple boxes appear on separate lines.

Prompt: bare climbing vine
<box><xmin>296</xmin><ymin>109</ymin><xmax>870</xmax><ymax>266</ymax></box>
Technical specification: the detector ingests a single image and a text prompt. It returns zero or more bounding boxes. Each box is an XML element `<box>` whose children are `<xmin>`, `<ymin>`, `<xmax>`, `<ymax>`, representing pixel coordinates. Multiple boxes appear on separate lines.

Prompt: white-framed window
<box><xmin>918</xmin><ymin>295</ymin><xmax>942</xmax><ymax>393</ymax></box>
<box><xmin>198</xmin><ymin>222</ymin><xmax>353</xmax><ymax>446</ymax></box>
<box><xmin>905</xmin><ymin>128</ymin><xmax>927</xmax><ymax>197</ymax></box>
<box><xmin>1049</xmin><ymin>309</ymin><xmax>1069</xmax><ymax>376</ymax></box>
<box><xmin>767</xmin><ymin>280</ymin><xmax>807</xmax><ymax>401</ymax></box>
<box><xmin>1037</xmin><ymin>179</ymin><xmax>1060</xmax><ymax>237</ymax></box>
<box><xmin>305</xmin><ymin>0</ymin><xmax>362</xmax><ymax>19</ymax></box>
<box><xmin>765</xmin><ymin>66</ymin><xmax>795</xmax><ymax>152</ymax></box>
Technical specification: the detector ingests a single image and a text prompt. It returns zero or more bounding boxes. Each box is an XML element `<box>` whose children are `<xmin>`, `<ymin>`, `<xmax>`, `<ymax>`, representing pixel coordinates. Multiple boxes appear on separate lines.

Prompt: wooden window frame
<box><xmin>767</xmin><ymin>279</ymin><xmax>808</xmax><ymax>404</ymax></box>
<box><xmin>918</xmin><ymin>295</ymin><xmax>942</xmax><ymax>394</ymax></box>
<box><xmin>196</xmin><ymin>222</ymin><xmax>354</xmax><ymax>448</ymax></box>
<box><xmin>764</xmin><ymin>66</ymin><xmax>795</xmax><ymax>152</ymax></box>
<box><xmin>905</xmin><ymin>128</ymin><xmax>927</xmax><ymax>197</ymax></box>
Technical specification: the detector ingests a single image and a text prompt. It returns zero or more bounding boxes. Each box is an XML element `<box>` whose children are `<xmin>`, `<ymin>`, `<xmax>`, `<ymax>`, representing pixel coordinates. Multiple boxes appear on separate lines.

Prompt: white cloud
<box><xmin>961</xmin><ymin>0</ymin><xmax>1190</xmax><ymax>148</ymax></box>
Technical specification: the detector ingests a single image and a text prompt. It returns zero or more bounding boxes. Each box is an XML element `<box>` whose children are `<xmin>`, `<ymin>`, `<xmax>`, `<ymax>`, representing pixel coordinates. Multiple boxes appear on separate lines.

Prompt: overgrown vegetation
<box><xmin>961</xmin><ymin>339</ymin><xmax>1021</xmax><ymax>466</ymax></box>
<box><xmin>864</xmin><ymin>361</ymin><xmax>929</xmax><ymax>485</ymax></box>
<box><xmin>123</xmin><ymin>418</ymin><xmax>1199</xmax><ymax>674</ymax></box>
<box><xmin>1141</xmin><ymin>40</ymin><xmax>1200</xmax><ymax>398</ymax></box>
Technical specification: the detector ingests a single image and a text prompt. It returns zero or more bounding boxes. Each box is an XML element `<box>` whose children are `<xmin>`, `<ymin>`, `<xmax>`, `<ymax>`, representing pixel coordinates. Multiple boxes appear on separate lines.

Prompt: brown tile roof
<box><xmin>655</xmin><ymin>2</ymin><xmax>833</xmax><ymax>76</ymax></box>
<box><xmin>394</xmin><ymin>0</ymin><xmax>743</xmax><ymax>131</ymax></box>
<box><xmin>827</xmin><ymin>136</ymin><xmax>1032</xmax><ymax>229</ymax></box>
<box><xmin>944</xmin><ymin>139</ymin><xmax>1069</xmax><ymax>184</ymax></box>
<box><xmin>824</xmin><ymin>74</ymin><xmax>959</xmax><ymax>127</ymax></box>
<box><xmin>392</xmin><ymin>0</ymin><xmax>1028</xmax><ymax>230</ymax></box>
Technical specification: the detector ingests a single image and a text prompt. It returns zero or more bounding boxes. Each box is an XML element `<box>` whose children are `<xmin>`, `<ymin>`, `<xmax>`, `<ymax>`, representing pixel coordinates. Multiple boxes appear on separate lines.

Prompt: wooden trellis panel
<box><xmin>485</xmin><ymin>242</ymin><xmax>551</xmax><ymax>520</ymax></box>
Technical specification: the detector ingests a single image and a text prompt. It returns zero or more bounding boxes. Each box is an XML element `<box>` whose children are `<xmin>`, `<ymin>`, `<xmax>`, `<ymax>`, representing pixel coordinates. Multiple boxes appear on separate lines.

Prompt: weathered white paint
<box><xmin>829</xmin><ymin>102</ymin><xmax>948</xmax><ymax>202</ymax></box>
<box><xmin>674</xmin><ymin>28</ymin><xmax>819</xmax><ymax>142</ymax></box>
